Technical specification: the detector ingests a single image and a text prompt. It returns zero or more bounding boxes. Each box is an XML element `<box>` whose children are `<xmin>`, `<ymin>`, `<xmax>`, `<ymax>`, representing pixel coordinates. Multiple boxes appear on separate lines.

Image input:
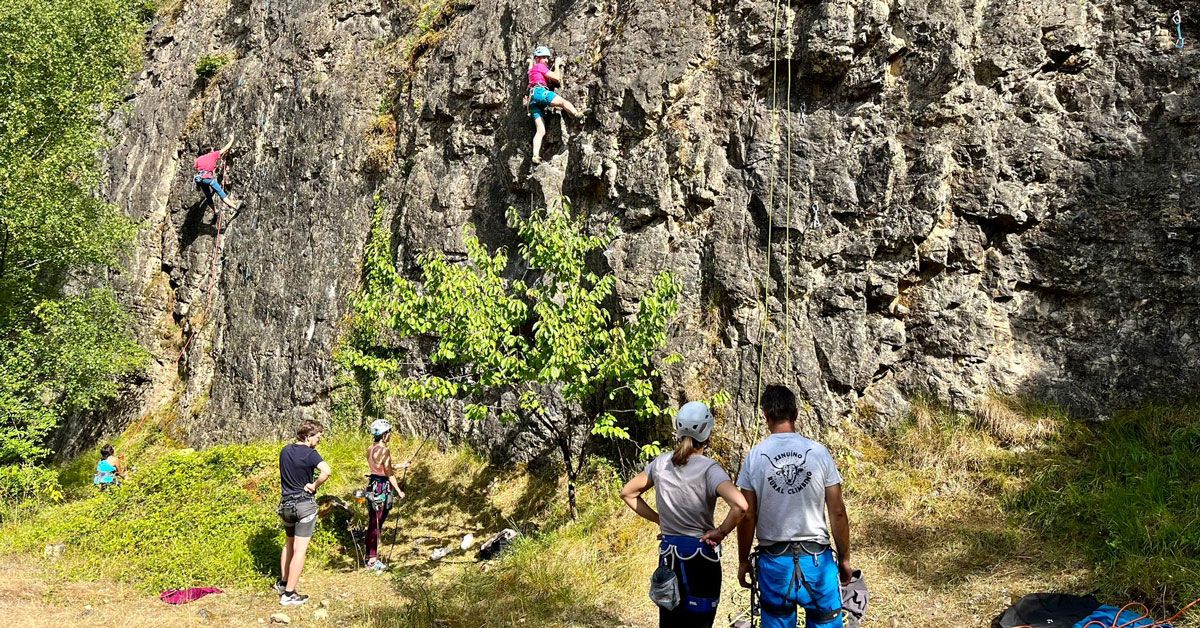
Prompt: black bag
<box><xmin>992</xmin><ymin>593</ymin><xmax>1103</xmax><ymax>628</ymax></box>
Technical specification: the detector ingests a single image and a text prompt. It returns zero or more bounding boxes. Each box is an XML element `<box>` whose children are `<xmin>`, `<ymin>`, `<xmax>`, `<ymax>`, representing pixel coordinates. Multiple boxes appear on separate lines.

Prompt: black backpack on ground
<box><xmin>992</xmin><ymin>593</ymin><xmax>1102</xmax><ymax>628</ymax></box>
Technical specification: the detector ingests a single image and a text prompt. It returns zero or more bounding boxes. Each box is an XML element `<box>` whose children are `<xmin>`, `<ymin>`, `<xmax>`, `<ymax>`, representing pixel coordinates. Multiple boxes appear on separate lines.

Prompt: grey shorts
<box><xmin>278</xmin><ymin>495</ymin><xmax>318</xmax><ymax>538</ymax></box>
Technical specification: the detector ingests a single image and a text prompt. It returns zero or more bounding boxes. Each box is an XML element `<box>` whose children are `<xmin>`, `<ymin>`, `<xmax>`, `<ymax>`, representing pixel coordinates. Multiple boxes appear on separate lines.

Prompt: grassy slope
<box><xmin>2</xmin><ymin>399</ymin><xmax>1198</xmax><ymax>626</ymax></box>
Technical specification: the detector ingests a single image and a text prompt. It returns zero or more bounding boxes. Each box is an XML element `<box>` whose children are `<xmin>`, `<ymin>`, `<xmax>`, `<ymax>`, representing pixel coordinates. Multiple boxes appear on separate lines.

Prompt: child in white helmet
<box><xmin>620</xmin><ymin>402</ymin><xmax>749</xmax><ymax>628</ymax></box>
<box><xmin>363</xmin><ymin>419</ymin><xmax>405</xmax><ymax>571</ymax></box>
<box><xmin>525</xmin><ymin>44</ymin><xmax>584</xmax><ymax>164</ymax></box>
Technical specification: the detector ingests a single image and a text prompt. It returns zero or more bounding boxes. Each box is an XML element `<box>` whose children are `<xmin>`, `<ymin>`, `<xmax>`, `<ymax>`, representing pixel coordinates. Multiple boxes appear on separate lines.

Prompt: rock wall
<box><xmin>103</xmin><ymin>0</ymin><xmax>1200</xmax><ymax>450</ymax></box>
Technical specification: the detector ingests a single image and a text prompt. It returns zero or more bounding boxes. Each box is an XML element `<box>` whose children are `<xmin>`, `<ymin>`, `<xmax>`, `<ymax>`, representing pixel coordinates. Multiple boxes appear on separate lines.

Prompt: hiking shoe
<box><xmin>280</xmin><ymin>592</ymin><xmax>309</xmax><ymax>606</ymax></box>
<box><xmin>367</xmin><ymin>559</ymin><xmax>388</xmax><ymax>572</ymax></box>
<box><xmin>272</xmin><ymin>581</ymin><xmax>287</xmax><ymax>595</ymax></box>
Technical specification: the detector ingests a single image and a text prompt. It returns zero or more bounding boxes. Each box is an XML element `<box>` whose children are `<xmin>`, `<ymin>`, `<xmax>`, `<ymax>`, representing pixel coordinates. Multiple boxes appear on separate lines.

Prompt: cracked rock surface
<box><xmin>97</xmin><ymin>0</ymin><xmax>1199</xmax><ymax>453</ymax></box>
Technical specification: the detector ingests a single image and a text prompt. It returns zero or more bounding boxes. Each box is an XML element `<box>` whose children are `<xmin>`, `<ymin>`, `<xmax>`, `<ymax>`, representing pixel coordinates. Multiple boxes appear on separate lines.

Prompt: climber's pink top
<box><xmin>528</xmin><ymin>62</ymin><xmax>551</xmax><ymax>88</ymax></box>
<box><xmin>194</xmin><ymin>151</ymin><xmax>221</xmax><ymax>177</ymax></box>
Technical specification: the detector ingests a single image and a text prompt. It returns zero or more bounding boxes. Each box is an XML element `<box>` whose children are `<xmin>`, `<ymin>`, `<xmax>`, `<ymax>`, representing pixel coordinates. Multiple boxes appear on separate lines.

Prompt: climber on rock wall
<box><xmin>524</xmin><ymin>45</ymin><xmax>584</xmax><ymax>164</ymax></box>
<box><xmin>194</xmin><ymin>133</ymin><xmax>241</xmax><ymax>211</ymax></box>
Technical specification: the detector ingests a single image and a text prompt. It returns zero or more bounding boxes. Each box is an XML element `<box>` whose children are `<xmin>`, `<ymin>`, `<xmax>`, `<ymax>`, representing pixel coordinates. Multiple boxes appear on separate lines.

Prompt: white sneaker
<box><xmin>280</xmin><ymin>592</ymin><xmax>309</xmax><ymax>606</ymax></box>
<box><xmin>272</xmin><ymin>581</ymin><xmax>287</xmax><ymax>595</ymax></box>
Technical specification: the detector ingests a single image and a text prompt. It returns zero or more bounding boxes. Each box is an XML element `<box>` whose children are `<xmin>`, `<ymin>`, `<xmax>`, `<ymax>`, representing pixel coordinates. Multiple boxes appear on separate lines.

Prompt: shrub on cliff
<box><xmin>340</xmin><ymin>198</ymin><xmax>680</xmax><ymax>518</ymax></box>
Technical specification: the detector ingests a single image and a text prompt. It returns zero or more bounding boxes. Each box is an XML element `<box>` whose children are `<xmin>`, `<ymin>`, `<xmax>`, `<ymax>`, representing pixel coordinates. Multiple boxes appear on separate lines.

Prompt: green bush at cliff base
<box><xmin>1011</xmin><ymin>401</ymin><xmax>1200</xmax><ymax>606</ymax></box>
<box><xmin>0</xmin><ymin>434</ymin><xmax>377</xmax><ymax>593</ymax></box>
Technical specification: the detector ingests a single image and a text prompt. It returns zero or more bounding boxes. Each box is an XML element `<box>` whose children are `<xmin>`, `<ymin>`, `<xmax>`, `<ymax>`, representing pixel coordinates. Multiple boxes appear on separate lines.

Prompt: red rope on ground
<box><xmin>1014</xmin><ymin>595</ymin><xmax>1200</xmax><ymax>628</ymax></box>
<box><xmin>1111</xmin><ymin>601</ymin><xmax>1153</xmax><ymax>628</ymax></box>
<box><xmin>1163</xmin><ymin>597</ymin><xmax>1200</xmax><ymax>624</ymax></box>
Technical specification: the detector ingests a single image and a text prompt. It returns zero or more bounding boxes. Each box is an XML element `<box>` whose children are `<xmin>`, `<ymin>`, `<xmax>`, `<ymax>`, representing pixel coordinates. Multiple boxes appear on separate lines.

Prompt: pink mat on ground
<box><xmin>159</xmin><ymin>587</ymin><xmax>223</xmax><ymax>604</ymax></box>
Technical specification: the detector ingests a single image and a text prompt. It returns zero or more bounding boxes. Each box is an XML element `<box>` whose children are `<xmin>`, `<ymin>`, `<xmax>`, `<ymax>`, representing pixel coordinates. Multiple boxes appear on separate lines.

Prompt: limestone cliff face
<box><xmin>103</xmin><ymin>0</ymin><xmax>1200</xmax><ymax>449</ymax></box>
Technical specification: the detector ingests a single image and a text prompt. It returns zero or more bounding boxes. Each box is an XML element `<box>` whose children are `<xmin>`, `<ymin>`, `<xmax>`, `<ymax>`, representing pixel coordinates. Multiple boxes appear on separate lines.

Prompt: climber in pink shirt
<box><xmin>524</xmin><ymin>45</ymin><xmax>583</xmax><ymax>164</ymax></box>
<box><xmin>194</xmin><ymin>133</ymin><xmax>241</xmax><ymax>211</ymax></box>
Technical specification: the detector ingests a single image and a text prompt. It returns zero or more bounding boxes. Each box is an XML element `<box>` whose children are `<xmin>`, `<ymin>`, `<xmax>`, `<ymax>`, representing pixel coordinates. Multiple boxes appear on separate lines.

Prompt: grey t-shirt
<box><xmin>645</xmin><ymin>453</ymin><xmax>732</xmax><ymax>538</ymax></box>
<box><xmin>736</xmin><ymin>433</ymin><xmax>843</xmax><ymax>545</ymax></box>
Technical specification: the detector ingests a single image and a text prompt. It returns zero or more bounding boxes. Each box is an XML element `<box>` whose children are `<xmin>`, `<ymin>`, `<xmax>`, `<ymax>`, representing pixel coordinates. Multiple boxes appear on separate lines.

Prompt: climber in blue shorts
<box><xmin>736</xmin><ymin>384</ymin><xmax>855</xmax><ymax>628</ymax></box>
<box><xmin>524</xmin><ymin>45</ymin><xmax>583</xmax><ymax>164</ymax></box>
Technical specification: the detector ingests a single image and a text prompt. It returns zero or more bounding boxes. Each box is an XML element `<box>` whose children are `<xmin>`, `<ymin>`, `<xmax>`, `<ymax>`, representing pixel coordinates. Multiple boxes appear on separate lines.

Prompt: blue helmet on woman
<box><xmin>532</xmin><ymin>45</ymin><xmax>552</xmax><ymax>59</ymax></box>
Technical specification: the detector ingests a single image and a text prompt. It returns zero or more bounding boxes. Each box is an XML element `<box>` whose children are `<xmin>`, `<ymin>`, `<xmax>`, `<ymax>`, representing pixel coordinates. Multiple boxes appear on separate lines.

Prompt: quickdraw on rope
<box><xmin>1173</xmin><ymin>11</ymin><xmax>1186</xmax><ymax>49</ymax></box>
<box><xmin>727</xmin><ymin>550</ymin><xmax>761</xmax><ymax>627</ymax></box>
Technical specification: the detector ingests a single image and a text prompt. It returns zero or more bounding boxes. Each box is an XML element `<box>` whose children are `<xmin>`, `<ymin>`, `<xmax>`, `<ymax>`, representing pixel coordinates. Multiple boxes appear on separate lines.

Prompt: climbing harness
<box><xmin>653</xmin><ymin>536</ymin><xmax>721</xmax><ymax>614</ymax></box>
<box><xmin>756</xmin><ymin>542</ymin><xmax>842</xmax><ymax>624</ymax></box>
<box><xmin>1173</xmin><ymin>11</ymin><xmax>1186</xmax><ymax>49</ymax></box>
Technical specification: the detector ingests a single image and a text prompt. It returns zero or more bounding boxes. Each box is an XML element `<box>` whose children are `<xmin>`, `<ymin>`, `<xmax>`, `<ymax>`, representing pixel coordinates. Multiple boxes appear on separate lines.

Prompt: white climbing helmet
<box><xmin>532</xmin><ymin>45</ymin><xmax>552</xmax><ymax>59</ymax></box>
<box><xmin>674</xmin><ymin>401</ymin><xmax>713</xmax><ymax>443</ymax></box>
<box><xmin>370</xmin><ymin>419</ymin><xmax>393</xmax><ymax>437</ymax></box>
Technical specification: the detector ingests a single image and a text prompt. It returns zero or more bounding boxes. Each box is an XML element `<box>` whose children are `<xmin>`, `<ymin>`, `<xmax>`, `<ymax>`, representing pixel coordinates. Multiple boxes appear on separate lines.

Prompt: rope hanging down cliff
<box><xmin>176</xmin><ymin>155</ymin><xmax>236</xmax><ymax>367</ymax></box>
<box><xmin>745</xmin><ymin>0</ymin><xmax>799</xmax><ymax>453</ymax></box>
<box><xmin>734</xmin><ymin>0</ymin><xmax>800</xmax><ymax>623</ymax></box>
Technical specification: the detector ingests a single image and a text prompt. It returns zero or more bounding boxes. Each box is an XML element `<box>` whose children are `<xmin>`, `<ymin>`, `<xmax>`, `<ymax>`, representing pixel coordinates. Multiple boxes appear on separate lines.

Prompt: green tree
<box><xmin>0</xmin><ymin>0</ymin><xmax>148</xmax><ymax>466</ymax></box>
<box><xmin>341</xmin><ymin>199</ymin><xmax>681</xmax><ymax>518</ymax></box>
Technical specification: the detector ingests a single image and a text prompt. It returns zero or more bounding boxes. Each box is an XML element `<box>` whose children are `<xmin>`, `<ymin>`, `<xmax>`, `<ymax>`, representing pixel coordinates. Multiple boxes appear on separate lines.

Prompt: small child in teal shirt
<box><xmin>93</xmin><ymin>444</ymin><xmax>124</xmax><ymax>490</ymax></box>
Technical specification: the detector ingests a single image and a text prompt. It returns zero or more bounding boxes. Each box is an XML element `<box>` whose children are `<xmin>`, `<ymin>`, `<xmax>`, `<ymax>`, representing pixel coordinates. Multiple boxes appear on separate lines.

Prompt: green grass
<box><xmin>845</xmin><ymin>396</ymin><xmax>1200</xmax><ymax>617</ymax></box>
<box><xmin>1012</xmin><ymin>401</ymin><xmax>1200</xmax><ymax>606</ymax></box>
<box><xmin>1</xmin><ymin>444</ymin><xmax>279</xmax><ymax>591</ymax></box>
<box><xmin>0</xmin><ymin>431</ymin><xmax>381</xmax><ymax>592</ymax></box>
<box><xmin>369</xmin><ymin>459</ymin><xmax>657</xmax><ymax>627</ymax></box>
<box><xmin>3</xmin><ymin>398</ymin><xmax>1197</xmax><ymax>623</ymax></box>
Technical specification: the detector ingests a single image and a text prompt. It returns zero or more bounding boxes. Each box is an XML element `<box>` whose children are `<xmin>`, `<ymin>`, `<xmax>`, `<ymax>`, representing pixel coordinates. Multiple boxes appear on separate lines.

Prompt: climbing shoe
<box><xmin>280</xmin><ymin>592</ymin><xmax>309</xmax><ymax>606</ymax></box>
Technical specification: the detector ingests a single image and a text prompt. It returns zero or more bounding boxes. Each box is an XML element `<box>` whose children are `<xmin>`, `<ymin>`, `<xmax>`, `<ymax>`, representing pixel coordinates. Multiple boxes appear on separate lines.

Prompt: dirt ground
<box><xmin>0</xmin><ymin>557</ymin><xmax>396</xmax><ymax>627</ymax></box>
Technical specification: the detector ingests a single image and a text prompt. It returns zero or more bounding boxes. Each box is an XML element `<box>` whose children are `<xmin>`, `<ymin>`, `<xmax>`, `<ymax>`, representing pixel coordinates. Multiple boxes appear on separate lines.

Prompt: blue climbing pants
<box><xmin>194</xmin><ymin>174</ymin><xmax>227</xmax><ymax>199</ymax></box>
<box><xmin>757</xmin><ymin>544</ymin><xmax>843</xmax><ymax>628</ymax></box>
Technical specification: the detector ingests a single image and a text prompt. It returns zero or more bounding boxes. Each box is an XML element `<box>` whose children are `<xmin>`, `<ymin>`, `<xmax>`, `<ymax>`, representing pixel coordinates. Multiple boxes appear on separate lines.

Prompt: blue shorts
<box><xmin>529</xmin><ymin>85</ymin><xmax>557</xmax><ymax>120</ymax></box>
<box><xmin>194</xmin><ymin>174</ymin><xmax>227</xmax><ymax>199</ymax></box>
<box><xmin>757</xmin><ymin>545</ymin><xmax>843</xmax><ymax>628</ymax></box>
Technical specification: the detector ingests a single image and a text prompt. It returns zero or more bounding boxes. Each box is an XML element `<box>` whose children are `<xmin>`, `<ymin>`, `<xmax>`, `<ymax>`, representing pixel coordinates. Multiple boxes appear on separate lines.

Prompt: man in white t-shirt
<box><xmin>736</xmin><ymin>384</ymin><xmax>853</xmax><ymax>628</ymax></box>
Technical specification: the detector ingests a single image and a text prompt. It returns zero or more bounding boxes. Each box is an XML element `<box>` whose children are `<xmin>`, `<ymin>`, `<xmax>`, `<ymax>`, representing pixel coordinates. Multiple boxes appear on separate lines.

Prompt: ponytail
<box><xmin>671</xmin><ymin>435</ymin><xmax>708</xmax><ymax>466</ymax></box>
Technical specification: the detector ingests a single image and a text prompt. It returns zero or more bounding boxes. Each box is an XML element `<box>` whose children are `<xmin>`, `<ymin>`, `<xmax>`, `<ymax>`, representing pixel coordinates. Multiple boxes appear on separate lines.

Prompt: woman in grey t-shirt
<box><xmin>620</xmin><ymin>401</ymin><xmax>748</xmax><ymax>628</ymax></box>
